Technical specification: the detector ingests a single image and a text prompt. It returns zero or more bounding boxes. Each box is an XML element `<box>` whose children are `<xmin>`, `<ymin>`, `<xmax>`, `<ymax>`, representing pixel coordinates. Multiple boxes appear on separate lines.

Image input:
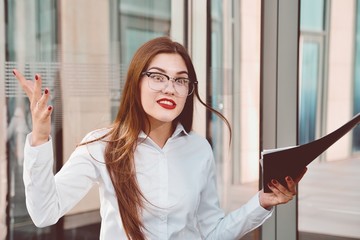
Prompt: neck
<box><xmin>146</xmin><ymin>121</ymin><xmax>175</xmax><ymax>148</ymax></box>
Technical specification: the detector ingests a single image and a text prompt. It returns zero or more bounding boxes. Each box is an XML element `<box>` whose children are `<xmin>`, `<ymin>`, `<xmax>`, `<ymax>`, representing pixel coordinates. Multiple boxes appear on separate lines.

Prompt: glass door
<box><xmin>209</xmin><ymin>0</ymin><xmax>262</xmax><ymax>239</ymax></box>
<box><xmin>4</xmin><ymin>0</ymin><xmax>176</xmax><ymax>239</ymax></box>
<box><xmin>110</xmin><ymin>0</ymin><xmax>172</xmax><ymax>118</ymax></box>
<box><xmin>5</xmin><ymin>0</ymin><xmax>60</xmax><ymax>239</ymax></box>
<box><xmin>298</xmin><ymin>0</ymin><xmax>360</xmax><ymax>239</ymax></box>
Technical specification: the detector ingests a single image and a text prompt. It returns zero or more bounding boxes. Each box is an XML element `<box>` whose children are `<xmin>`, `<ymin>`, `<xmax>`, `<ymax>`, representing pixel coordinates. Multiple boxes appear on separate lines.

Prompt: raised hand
<box><xmin>13</xmin><ymin>69</ymin><xmax>53</xmax><ymax>146</ymax></box>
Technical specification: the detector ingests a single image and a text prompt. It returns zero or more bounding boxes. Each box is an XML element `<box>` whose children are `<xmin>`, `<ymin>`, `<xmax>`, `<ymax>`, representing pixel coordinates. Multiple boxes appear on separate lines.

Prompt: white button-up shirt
<box><xmin>23</xmin><ymin>124</ymin><xmax>272</xmax><ymax>240</ymax></box>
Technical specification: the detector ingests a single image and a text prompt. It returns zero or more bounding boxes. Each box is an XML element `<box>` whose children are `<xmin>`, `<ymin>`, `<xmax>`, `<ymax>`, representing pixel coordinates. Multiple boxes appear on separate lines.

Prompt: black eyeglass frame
<box><xmin>142</xmin><ymin>71</ymin><xmax>198</xmax><ymax>96</ymax></box>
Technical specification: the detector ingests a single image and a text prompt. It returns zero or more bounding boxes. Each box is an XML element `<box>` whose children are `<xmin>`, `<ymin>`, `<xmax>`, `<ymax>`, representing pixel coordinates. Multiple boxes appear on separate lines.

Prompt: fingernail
<box><xmin>12</xmin><ymin>70</ymin><xmax>16</xmax><ymax>76</ymax></box>
<box><xmin>48</xmin><ymin>106</ymin><xmax>52</xmax><ymax>111</ymax></box>
<box><xmin>45</xmin><ymin>89</ymin><xmax>48</xmax><ymax>94</ymax></box>
<box><xmin>35</xmin><ymin>74</ymin><xmax>39</xmax><ymax>80</ymax></box>
<box><xmin>271</xmin><ymin>179</ymin><xmax>278</xmax><ymax>185</ymax></box>
<box><xmin>286</xmin><ymin>176</ymin><xmax>292</xmax><ymax>181</ymax></box>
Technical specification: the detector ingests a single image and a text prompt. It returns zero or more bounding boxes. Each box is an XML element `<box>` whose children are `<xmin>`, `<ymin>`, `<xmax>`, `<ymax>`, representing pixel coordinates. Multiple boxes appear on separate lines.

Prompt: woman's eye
<box><xmin>176</xmin><ymin>79</ymin><xmax>184</xmax><ymax>85</ymax></box>
<box><xmin>151</xmin><ymin>74</ymin><xmax>164</xmax><ymax>81</ymax></box>
<box><xmin>176</xmin><ymin>79</ymin><xmax>187</xmax><ymax>85</ymax></box>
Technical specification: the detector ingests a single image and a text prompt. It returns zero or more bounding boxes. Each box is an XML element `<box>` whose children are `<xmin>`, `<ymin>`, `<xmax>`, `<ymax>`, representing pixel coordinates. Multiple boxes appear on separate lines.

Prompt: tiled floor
<box><xmin>298</xmin><ymin>157</ymin><xmax>360</xmax><ymax>239</ymax></box>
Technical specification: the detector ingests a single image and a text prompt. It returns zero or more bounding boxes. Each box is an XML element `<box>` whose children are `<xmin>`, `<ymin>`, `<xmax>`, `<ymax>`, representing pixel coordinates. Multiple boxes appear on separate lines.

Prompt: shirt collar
<box><xmin>138</xmin><ymin>123</ymin><xmax>189</xmax><ymax>139</ymax></box>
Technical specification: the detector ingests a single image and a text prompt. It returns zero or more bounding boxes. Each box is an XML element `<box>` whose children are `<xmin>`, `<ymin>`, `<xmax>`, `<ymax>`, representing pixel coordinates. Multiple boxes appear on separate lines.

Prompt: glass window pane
<box><xmin>353</xmin><ymin>1</ymin><xmax>360</xmax><ymax>152</ymax></box>
<box><xmin>209</xmin><ymin>0</ymin><xmax>261</xmax><ymax>239</ymax></box>
<box><xmin>5</xmin><ymin>1</ymin><xmax>59</xmax><ymax>239</ymax></box>
<box><xmin>299</xmin><ymin>1</ymin><xmax>360</xmax><ymax>239</ymax></box>
<box><xmin>300</xmin><ymin>0</ymin><xmax>325</xmax><ymax>31</ymax></box>
<box><xmin>210</xmin><ymin>0</ymin><xmax>224</xmax><ymax>188</ymax></box>
<box><xmin>4</xmin><ymin>0</ymin><xmax>173</xmax><ymax>239</ymax></box>
<box><xmin>299</xmin><ymin>41</ymin><xmax>320</xmax><ymax>144</ymax></box>
<box><xmin>112</xmin><ymin>0</ymin><xmax>171</xmax><ymax>118</ymax></box>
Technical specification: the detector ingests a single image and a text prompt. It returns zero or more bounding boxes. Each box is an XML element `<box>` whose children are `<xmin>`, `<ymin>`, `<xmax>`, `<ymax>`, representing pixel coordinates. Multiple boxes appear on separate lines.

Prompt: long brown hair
<box><xmin>84</xmin><ymin>37</ymin><xmax>230</xmax><ymax>239</ymax></box>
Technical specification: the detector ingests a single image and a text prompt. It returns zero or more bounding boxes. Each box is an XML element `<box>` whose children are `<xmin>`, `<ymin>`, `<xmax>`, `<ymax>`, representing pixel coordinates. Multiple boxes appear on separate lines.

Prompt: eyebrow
<box><xmin>147</xmin><ymin>66</ymin><xmax>189</xmax><ymax>76</ymax></box>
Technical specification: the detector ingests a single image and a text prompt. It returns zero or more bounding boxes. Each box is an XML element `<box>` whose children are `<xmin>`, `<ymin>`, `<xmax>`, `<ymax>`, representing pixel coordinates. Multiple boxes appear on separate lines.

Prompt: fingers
<box><xmin>34</xmin><ymin>88</ymin><xmax>53</xmax><ymax>119</ymax></box>
<box><xmin>32</xmin><ymin>74</ymin><xmax>43</xmax><ymax>109</ymax></box>
<box><xmin>269</xmin><ymin>180</ymin><xmax>293</xmax><ymax>196</ymax></box>
<box><xmin>13</xmin><ymin>69</ymin><xmax>43</xmax><ymax>105</ymax></box>
<box><xmin>36</xmin><ymin>88</ymin><xmax>50</xmax><ymax>110</ymax></box>
<box><xmin>31</xmin><ymin>88</ymin><xmax>53</xmax><ymax>146</ymax></box>
<box><xmin>267</xmin><ymin>179</ymin><xmax>295</xmax><ymax>204</ymax></box>
<box><xmin>13</xmin><ymin>69</ymin><xmax>34</xmax><ymax>99</ymax></box>
<box><xmin>285</xmin><ymin>176</ymin><xmax>297</xmax><ymax>194</ymax></box>
<box><xmin>13</xmin><ymin>69</ymin><xmax>50</xmax><ymax>108</ymax></box>
<box><xmin>38</xmin><ymin>103</ymin><xmax>53</xmax><ymax>120</ymax></box>
<box><xmin>261</xmin><ymin>169</ymin><xmax>308</xmax><ymax>208</ymax></box>
<box><xmin>13</xmin><ymin>69</ymin><xmax>53</xmax><ymax>146</ymax></box>
<box><xmin>13</xmin><ymin>68</ymin><xmax>53</xmax><ymax>116</ymax></box>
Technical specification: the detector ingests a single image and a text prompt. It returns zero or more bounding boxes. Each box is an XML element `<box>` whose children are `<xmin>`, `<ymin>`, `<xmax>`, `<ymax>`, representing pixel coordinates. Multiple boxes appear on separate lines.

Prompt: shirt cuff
<box><xmin>233</xmin><ymin>192</ymin><xmax>273</xmax><ymax>225</ymax></box>
<box><xmin>254</xmin><ymin>191</ymin><xmax>273</xmax><ymax>212</ymax></box>
<box><xmin>24</xmin><ymin>133</ymin><xmax>53</xmax><ymax>170</ymax></box>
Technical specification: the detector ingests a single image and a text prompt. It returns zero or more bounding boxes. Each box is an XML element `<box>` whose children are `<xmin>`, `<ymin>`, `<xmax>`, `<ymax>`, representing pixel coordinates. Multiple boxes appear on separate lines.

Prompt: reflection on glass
<box><xmin>300</xmin><ymin>0</ymin><xmax>325</xmax><ymax>31</ymax></box>
<box><xmin>5</xmin><ymin>0</ymin><xmax>59</xmax><ymax>239</ymax></box>
<box><xmin>299</xmin><ymin>41</ymin><xmax>319</xmax><ymax>144</ymax></box>
<box><xmin>209</xmin><ymin>0</ymin><xmax>261</xmax><ymax>239</ymax></box>
<box><xmin>5</xmin><ymin>0</ymin><xmax>171</xmax><ymax>239</ymax></box>
<box><xmin>299</xmin><ymin>1</ymin><xmax>360</xmax><ymax>239</ymax></box>
<box><xmin>111</xmin><ymin>0</ymin><xmax>171</xmax><ymax>119</ymax></box>
<box><xmin>210</xmin><ymin>0</ymin><xmax>225</xmax><ymax>192</ymax></box>
<box><xmin>353</xmin><ymin>2</ymin><xmax>360</xmax><ymax>152</ymax></box>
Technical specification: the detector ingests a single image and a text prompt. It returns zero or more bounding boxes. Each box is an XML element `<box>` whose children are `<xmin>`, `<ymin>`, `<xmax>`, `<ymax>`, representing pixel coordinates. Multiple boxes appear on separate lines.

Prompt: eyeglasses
<box><xmin>142</xmin><ymin>71</ymin><xmax>197</xmax><ymax>97</ymax></box>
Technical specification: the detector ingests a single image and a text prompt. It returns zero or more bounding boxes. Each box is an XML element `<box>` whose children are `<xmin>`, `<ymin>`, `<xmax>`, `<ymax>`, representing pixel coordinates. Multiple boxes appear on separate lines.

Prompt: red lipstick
<box><xmin>157</xmin><ymin>98</ymin><xmax>176</xmax><ymax>109</ymax></box>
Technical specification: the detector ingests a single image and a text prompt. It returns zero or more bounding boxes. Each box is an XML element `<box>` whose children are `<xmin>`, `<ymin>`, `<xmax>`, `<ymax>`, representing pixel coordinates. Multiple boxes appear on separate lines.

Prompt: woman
<box><xmin>14</xmin><ymin>37</ymin><xmax>304</xmax><ymax>240</ymax></box>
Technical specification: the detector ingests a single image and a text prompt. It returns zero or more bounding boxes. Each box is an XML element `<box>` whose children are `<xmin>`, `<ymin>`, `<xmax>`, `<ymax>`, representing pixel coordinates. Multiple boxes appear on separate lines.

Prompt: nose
<box><xmin>162</xmin><ymin>79</ymin><xmax>176</xmax><ymax>95</ymax></box>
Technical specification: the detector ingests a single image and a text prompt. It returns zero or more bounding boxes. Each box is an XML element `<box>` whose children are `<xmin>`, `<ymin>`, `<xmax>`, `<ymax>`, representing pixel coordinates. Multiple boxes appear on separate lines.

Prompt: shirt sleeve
<box><xmin>197</xmin><ymin>154</ymin><xmax>273</xmax><ymax>240</ymax></box>
<box><xmin>23</xmin><ymin>133</ymin><xmax>100</xmax><ymax>228</ymax></box>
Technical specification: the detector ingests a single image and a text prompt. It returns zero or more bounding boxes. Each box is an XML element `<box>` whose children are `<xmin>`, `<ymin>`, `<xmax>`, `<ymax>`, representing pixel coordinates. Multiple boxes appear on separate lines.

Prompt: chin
<box><xmin>148</xmin><ymin>114</ymin><xmax>176</xmax><ymax>125</ymax></box>
<box><xmin>158</xmin><ymin>117</ymin><xmax>177</xmax><ymax>124</ymax></box>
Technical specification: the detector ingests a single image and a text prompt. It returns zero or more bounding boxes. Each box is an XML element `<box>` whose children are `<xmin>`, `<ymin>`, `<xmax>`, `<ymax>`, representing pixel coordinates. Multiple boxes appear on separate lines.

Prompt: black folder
<box><xmin>261</xmin><ymin>113</ymin><xmax>360</xmax><ymax>193</ymax></box>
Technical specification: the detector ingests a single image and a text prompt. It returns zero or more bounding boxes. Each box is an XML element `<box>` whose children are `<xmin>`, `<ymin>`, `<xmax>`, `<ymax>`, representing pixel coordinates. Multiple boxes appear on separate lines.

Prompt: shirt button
<box><xmin>160</xmin><ymin>215</ymin><xmax>167</xmax><ymax>222</ymax></box>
